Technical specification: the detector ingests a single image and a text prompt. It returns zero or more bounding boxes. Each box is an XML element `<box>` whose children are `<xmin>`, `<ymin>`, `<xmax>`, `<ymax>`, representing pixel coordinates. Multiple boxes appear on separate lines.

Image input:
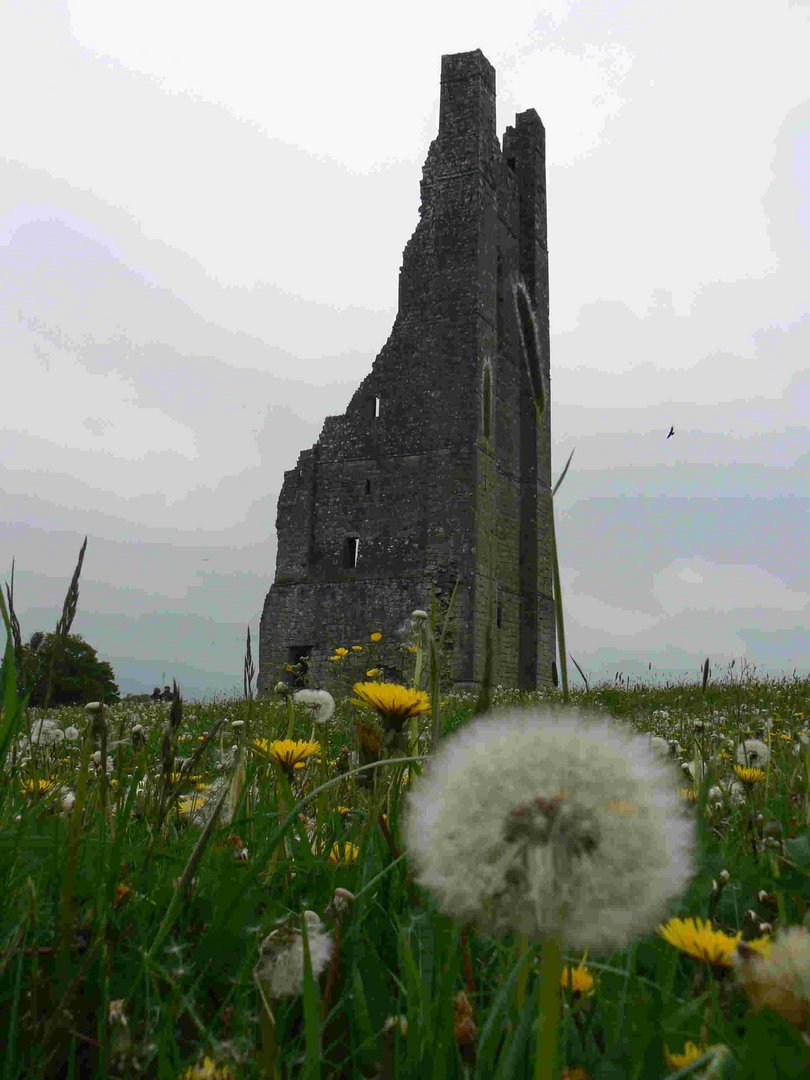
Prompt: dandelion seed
<box><xmin>64</xmin><ymin>725</ymin><xmax>80</xmax><ymax>742</ymax></box>
<box><xmin>402</xmin><ymin>706</ymin><xmax>695</xmax><ymax>950</ymax></box>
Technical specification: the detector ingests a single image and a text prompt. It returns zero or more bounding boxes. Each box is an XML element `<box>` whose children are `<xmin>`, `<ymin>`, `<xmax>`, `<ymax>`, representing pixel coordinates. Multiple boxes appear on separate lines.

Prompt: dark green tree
<box><xmin>20</xmin><ymin>632</ymin><xmax>120</xmax><ymax>707</ymax></box>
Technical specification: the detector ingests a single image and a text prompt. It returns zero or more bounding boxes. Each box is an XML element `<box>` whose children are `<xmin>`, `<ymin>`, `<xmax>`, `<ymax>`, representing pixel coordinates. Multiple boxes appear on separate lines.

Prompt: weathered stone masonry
<box><xmin>258</xmin><ymin>48</ymin><xmax>554</xmax><ymax>695</ymax></box>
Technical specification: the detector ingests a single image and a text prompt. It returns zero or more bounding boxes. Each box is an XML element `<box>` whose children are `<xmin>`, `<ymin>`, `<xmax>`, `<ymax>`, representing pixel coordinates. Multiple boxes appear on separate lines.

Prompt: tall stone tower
<box><xmin>258</xmin><ymin>48</ymin><xmax>554</xmax><ymax>696</ymax></box>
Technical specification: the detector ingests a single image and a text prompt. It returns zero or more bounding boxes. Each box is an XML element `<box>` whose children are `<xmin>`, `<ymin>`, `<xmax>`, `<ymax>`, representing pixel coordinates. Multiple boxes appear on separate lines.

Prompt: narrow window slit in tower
<box><xmin>365</xmin><ymin>478</ymin><xmax>371</xmax><ymax>495</ymax></box>
<box><xmin>374</xmin><ymin>395</ymin><xmax>381</xmax><ymax>418</ymax></box>
<box><xmin>483</xmin><ymin>366</ymin><xmax>492</xmax><ymax>439</ymax></box>
<box><xmin>343</xmin><ymin>537</ymin><xmax>359</xmax><ymax>569</ymax></box>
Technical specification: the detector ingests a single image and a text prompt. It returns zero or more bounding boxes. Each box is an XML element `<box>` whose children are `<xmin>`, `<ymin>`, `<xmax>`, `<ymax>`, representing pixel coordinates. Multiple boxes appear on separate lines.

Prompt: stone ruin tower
<box><xmin>258</xmin><ymin>48</ymin><xmax>554</xmax><ymax>696</ymax></box>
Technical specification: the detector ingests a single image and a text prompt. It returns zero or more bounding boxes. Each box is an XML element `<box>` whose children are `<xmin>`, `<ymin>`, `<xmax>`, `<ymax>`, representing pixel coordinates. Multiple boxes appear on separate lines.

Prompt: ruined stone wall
<box><xmin>258</xmin><ymin>49</ymin><xmax>554</xmax><ymax>696</ymax></box>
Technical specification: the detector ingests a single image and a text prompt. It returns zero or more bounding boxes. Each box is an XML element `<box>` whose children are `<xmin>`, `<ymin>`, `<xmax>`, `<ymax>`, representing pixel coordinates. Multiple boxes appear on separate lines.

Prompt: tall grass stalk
<box><xmin>512</xmin><ymin>275</ymin><xmax>575</xmax><ymax>701</ymax></box>
<box><xmin>43</xmin><ymin>536</ymin><xmax>88</xmax><ymax>710</ymax></box>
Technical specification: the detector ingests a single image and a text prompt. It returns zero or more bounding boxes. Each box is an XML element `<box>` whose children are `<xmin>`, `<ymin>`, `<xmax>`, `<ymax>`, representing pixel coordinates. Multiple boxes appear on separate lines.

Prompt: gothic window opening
<box><xmin>286</xmin><ymin>646</ymin><xmax>312</xmax><ymax>688</ymax></box>
<box><xmin>343</xmin><ymin>537</ymin><xmax>359</xmax><ymax>569</ymax></box>
<box><xmin>482</xmin><ymin>364</ymin><xmax>492</xmax><ymax>439</ymax></box>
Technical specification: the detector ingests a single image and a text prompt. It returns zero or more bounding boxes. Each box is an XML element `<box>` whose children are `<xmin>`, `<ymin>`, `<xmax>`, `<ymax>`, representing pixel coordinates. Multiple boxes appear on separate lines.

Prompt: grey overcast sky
<box><xmin>1</xmin><ymin>0</ymin><xmax>808</xmax><ymax>698</ymax></box>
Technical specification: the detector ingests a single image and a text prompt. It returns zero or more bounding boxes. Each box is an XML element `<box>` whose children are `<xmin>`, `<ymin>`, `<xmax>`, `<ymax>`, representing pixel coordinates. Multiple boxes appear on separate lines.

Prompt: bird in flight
<box><xmin>667</xmin><ymin>426</ymin><xmax>675</xmax><ymax>439</ymax></box>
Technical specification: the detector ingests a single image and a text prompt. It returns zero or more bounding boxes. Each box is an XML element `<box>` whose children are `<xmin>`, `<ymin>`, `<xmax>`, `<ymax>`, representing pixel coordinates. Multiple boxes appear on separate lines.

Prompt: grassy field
<box><xmin>1</xmin><ymin>595</ymin><xmax>809</xmax><ymax>1079</ymax></box>
<box><xmin>2</xmin><ymin>281</ymin><xmax>808</xmax><ymax>1076</ymax></box>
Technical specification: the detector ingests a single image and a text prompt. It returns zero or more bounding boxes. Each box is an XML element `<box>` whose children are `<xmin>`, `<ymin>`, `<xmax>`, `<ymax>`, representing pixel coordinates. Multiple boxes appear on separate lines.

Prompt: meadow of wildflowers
<box><xmin>1</xmin><ymin>282</ymin><xmax>807</xmax><ymax>1076</ymax></box>
<box><xmin>1</xmin><ymin>547</ymin><xmax>809</xmax><ymax>1079</ymax></box>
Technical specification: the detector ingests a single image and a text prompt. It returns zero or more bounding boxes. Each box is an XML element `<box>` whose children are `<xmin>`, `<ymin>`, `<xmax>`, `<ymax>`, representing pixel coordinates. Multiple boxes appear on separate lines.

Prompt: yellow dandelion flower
<box><xmin>560</xmin><ymin>957</ymin><xmax>595</xmax><ymax>996</ymax></box>
<box><xmin>680</xmin><ymin>788</ymin><xmax>699</xmax><ymax>802</ymax></box>
<box><xmin>334</xmin><ymin>647</ymin><xmax>349</xmax><ymax>657</ymax></box>
<box><xmin>178</xmin><ymin>793</ymin><xmax>208</xmax><ymax>818</ymax></box>
<box><xmin>169</xmin><ymin>773</ymin><xmax>205</xmax><ymax>788</ymax></box>
<box><xmin>351</xmin><ymin>682</ymin><xmax>431</xmax><ymax>719</ymax></box>
<box><xmin>778</xmin><ymin>733</ymin><xmax>793</xmax><ymax>742</ymax></box>
<box><xmin>370</xmin><ymin>632</ymin><xmax>383</xmax><ymax>642</ymax></box>
<box><xmin>254</xmin><ymin>738</ymin><xmax>321</xmax><ymax>769</ymax></box>
<box><xmin>733</xmin><ymin>765</ymin><xmax>765</xmax><ymax>785</ymax></box>
<box><xmin>407</xmin><ymin>645</ymin><xmax>418</xmax><ymax>653</ymax></box>
<box><xmin>178</xmin><ymin>1056</ymin><xmax>237</xmax><ymax>1080</ymax></box>
<box><xmin>366</xmin><ymin>668</ymin><xmax>381</xmax><ymax>678</ymax></box>
<box><xmin>351</xmin><ymin>645</ymin><xmax>363</xmax><ymax>652</ymax></box>
<box><xmin>336</xmin><ymin>805</ymin><xmax>352</xmax><ymax>815</ymax></box>
<box><xmin>658</xmin><ymin>917</ymin><xmax>743</xmax><ymax>968</ymax></box>
<box><xmin>284</xmin><ymin>664</ymin><xmax>295</xmax><ymax>672</ymax></box>
<box><xmin>329</xmin><ymin>655</ymin><xmax>343</xmax><ymax>663</ymax></box>
<box><xmin>663</xmin><ymin>1042</ymin><xmax>712</xmax><ymax>1071</ymax></box>
<box><xmin>20</xmin><ymin>777</ymin><xmax>58</xmax><ymax>796</ymax></box>
<box><xmin>329</xmin><ymin>842</ymin><xmax>360</xmax><ymax>864</ymax></box>
<box><xmin>355</xmin><ymin>720</ymin><xmax>382</xmax><ymax>754</ymax></box>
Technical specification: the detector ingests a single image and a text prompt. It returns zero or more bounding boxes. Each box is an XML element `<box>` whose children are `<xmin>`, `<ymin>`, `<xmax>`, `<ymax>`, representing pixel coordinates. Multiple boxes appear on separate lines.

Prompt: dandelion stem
<box><xmin>535</xmin><ymin>932</ymin><xmax>564</xmax><ymax>1080</ymax></box>
<box><xmin>255</xmin><ymin>975</ymin><xmax>280</xmax><ymax>1080</ymax></box>
<box><xmin>515</xmin><ymin>931</ymin><xmax>531</xmax><ymax>1015</ymax></box>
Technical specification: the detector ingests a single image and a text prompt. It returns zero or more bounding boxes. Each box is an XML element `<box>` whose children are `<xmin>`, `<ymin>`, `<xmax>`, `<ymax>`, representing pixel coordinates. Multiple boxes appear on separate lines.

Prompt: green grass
<box><xmin>1</xmin><ymin>649</ymin><xmax>808</xmax><ymax>1078</ymax></box>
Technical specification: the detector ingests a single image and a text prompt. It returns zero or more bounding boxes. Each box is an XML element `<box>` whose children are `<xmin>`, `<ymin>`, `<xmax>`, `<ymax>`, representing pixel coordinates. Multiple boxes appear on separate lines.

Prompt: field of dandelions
<box><xmin>2</xmin><ymin>563</ymin><xmax>809</xmax><ymax>1080</ymax></box>
<box><xmin>2</xmin><ymin>279</ymin><xmax>808</xmax><ymax>1078</ymax></box>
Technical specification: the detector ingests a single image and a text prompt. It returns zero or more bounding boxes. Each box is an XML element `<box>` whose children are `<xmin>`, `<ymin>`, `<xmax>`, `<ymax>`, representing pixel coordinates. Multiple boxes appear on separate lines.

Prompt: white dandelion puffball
<box><xmin>255</xmin><ymin>911</ymin><xmax>333</xmax><ymax>998</ymax></box>
<box><xmin>293</xmin><ymin>689</ymin><xmax>336</xmax><ymax>725</ymax></box>
<box><xmin>402</xmin><ymin>706</ymin><xmax>695</xmax><ymax>952</ymax></box>
<box><xmin>736</xmin><ymin>739</ymin><xmax>770</xmax><ymax>769</ymax></box>
<box><xmin>27</xmin><ymin>719</ymin><xmax>65</xmax><ymax>747</ymax></box>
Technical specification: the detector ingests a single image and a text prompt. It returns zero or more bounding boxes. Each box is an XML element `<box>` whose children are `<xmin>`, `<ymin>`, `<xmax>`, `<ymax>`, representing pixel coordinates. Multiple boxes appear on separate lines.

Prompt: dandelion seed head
<box><xmin>402</xmin><ymin>705</ymin><xmax>695</xmax><ymax>951</ymax></box>
<box><xmin>254</xmin><ymin>911</ymin><xmax>333</xmax><ymax>998</ymax></box>
<box><xmin>293</xmin><ymin>689</ymin><xmax>336</xmax><ymax>725</ymax></box>
<box><xmin>736</xmin><ymin>739</ymin><xmax>770</xmax><ymax>769</ymax></box>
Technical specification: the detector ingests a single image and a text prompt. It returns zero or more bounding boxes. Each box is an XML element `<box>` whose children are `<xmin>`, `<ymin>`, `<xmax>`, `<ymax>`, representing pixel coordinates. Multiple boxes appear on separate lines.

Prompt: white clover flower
<box><xmin>402</xmin><ymin>706</ymin><xmax>695</xmax><ymax>952</ymax></box>
<box><xmin>254</xmin><ymin>911</ymin><xmax>333</xmax><ymax>998</ymax></box>
<box><xmin>293</xmin><ymin>689</ymin><xmax>336</xmax><ymax>725</ymax></box>
<box><xmin>736</xmin><ymin>739</ymin><xmax>770</xmax><ymax>770</ymax></box>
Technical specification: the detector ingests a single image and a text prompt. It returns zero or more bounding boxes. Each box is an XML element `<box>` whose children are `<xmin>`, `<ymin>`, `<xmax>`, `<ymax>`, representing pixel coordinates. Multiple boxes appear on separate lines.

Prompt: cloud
<box><xmin>652</xmin><ymin>557</ymin><xmax>809</xmax><ymax>615</ymax></box>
